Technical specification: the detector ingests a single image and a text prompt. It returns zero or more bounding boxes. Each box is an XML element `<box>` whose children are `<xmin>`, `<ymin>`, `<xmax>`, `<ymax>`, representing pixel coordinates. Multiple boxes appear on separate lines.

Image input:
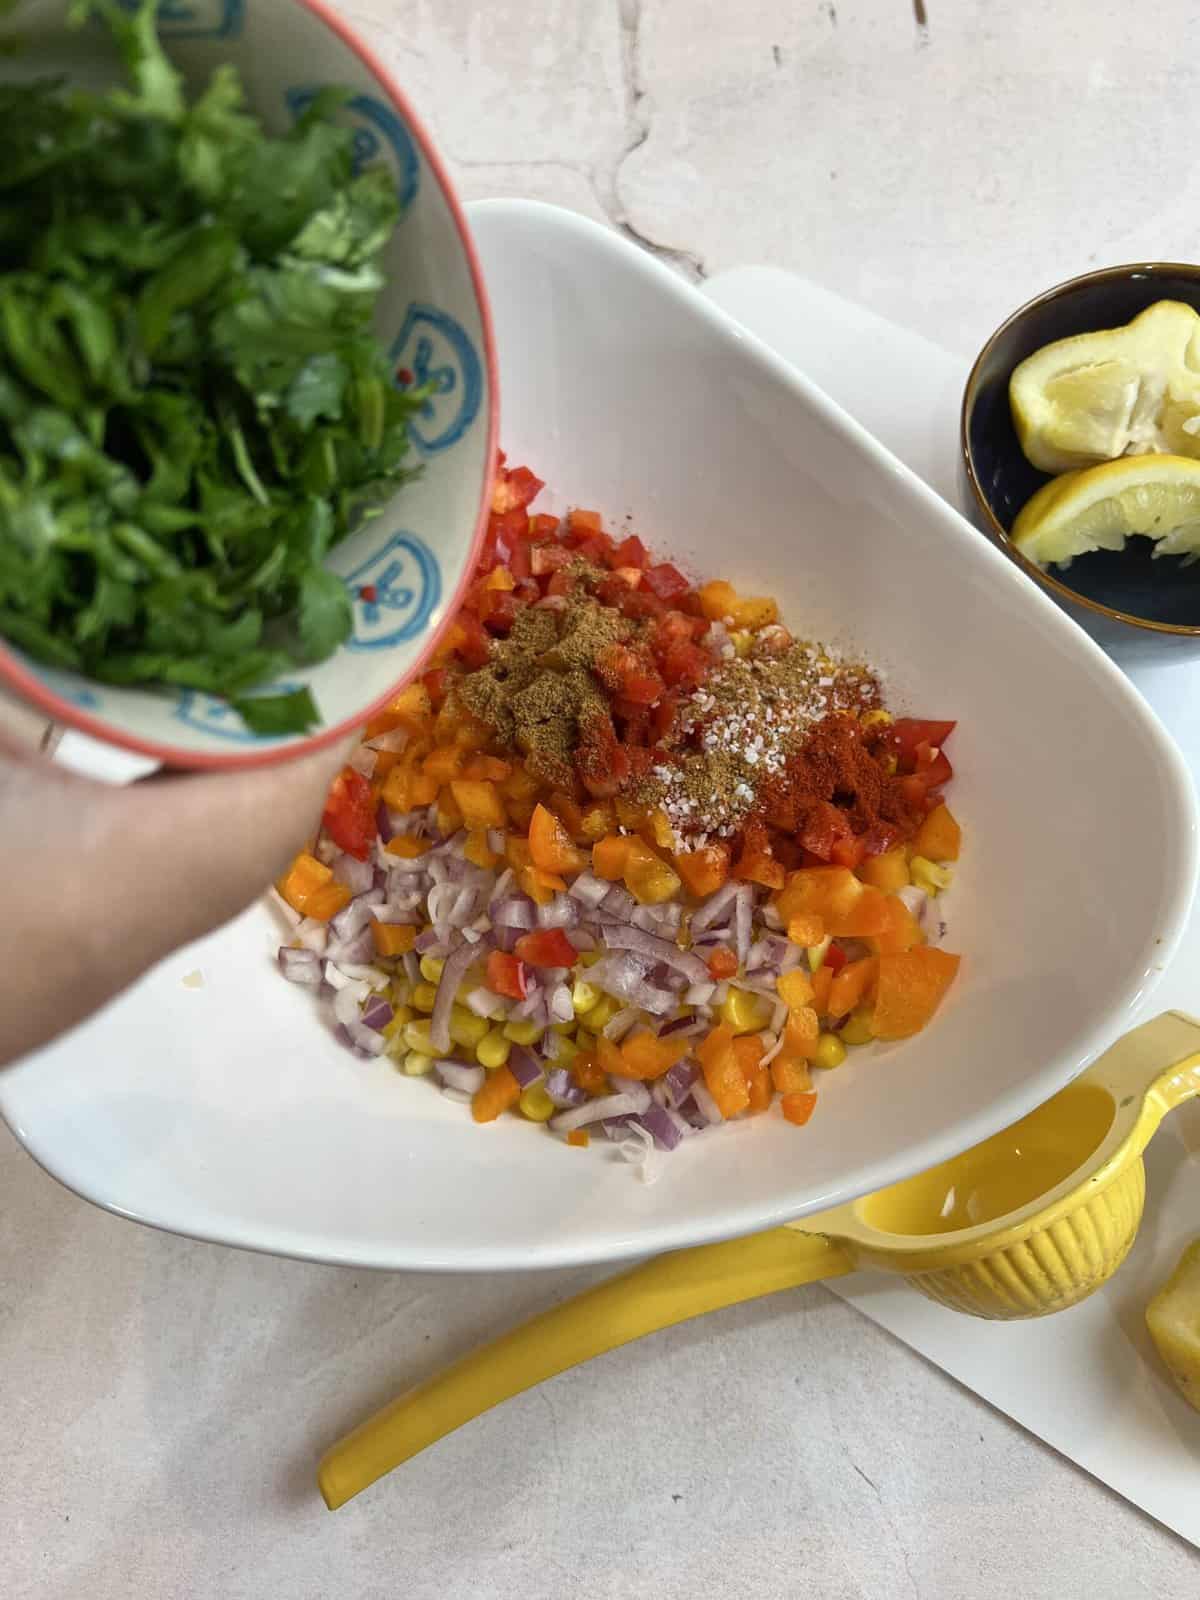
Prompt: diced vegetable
<box><xmin>872</xmin><ymin>949</ymin><xmax>961</xmax><ymax>1039</ymax></box>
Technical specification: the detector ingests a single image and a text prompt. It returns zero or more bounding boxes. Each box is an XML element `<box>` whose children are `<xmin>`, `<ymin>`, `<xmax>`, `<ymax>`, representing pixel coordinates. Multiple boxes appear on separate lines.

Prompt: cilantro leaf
<box><xmin>0</xmin><ymin>0</ymin><xmax>425</xmax><ymax>738</ymax></box>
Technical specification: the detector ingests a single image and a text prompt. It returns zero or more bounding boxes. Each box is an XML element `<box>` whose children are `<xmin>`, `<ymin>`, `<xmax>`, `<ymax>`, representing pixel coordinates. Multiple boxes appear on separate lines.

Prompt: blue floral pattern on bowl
<box><xmin>284</xmin><ymin>86</ymin><xmax>420</xmax><ymax>212</ymax></box>
<box><xmin>341</xmin><ymin>531</ymin><xmax>442</xmax><ymax>651</ymax></box>
<box><xmin>174</xmin><ymin>684</ymin><xmax>307</xmax><ymax>742</ymax></box>
<box><xmin>390</xmin><ymin>304</ymin><xmax>482</xmax><ymax>455</ymax></box>
<box><xmin>113</xmin><ymin>0</ymin><xmax>244</xmax><ymax>39</ymax></box>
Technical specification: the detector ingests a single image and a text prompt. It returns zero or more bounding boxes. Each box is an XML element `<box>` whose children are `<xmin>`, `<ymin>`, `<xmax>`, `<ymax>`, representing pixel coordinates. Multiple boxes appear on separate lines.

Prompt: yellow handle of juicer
<box><xmin>1087</xmin><ymin>1010</ymin><xmax>1200</xmax><ymax>1152</ymax></box>
<box><xmin>318</xmin><ymin>1226</ymin><xmax>852</xmax><ymax>1509</ymax></box>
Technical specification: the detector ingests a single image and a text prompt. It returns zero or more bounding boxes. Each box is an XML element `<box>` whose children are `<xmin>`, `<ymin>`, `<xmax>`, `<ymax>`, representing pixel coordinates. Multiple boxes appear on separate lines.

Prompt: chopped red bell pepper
<box><xmin>608</xmin><ymin>534</ymin><xmax>649</xmax><ymax>570</ymax></box>
<box><xmin>322</xmin><ymin>767</ymin><xmax>377</xmax><ymax>861</ymax></box>
<box><xmin>642</xmin><ymin>562</ymin><xmax>690</xmax><ymax>600</ymax></box>
<box><xmin>514</xmin><ymin>928</ymin><xmax>578</xmax><ymax>967</ymax></box>
<box><xmin>659</xmin><ymin>638</ymin><xmax>710</xmax><ymax>690</ymax></box>
<box><xmin>486</xmin><ymin>950</ymin><xmax>528</xmax><ymax>1000</ymax></box>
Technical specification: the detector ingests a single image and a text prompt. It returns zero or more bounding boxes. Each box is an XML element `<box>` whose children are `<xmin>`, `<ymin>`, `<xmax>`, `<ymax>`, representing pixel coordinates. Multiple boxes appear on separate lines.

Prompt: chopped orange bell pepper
<box><xmin>518</xmin><ymin>865</ymin><xmax>567</xmax><ymax>904</ymax></box>
<box><xmin>501</xmin><ymin>765</ymin><xmax>540</xmax><ymax>803</ymax></box>
<box><xmin>623</xmin><ymin>837</ymin><xmax>682</xmax><ymax>905</ymax></box>
<box><xmin>865</xmin><ymin>895</ymin><xmax>924</xmax><ymax>956</ymax></box>
<box><xmin>732</xmin><ymin>1035</ymin><xmax>772</xmax><ymax>1112</ymax></box>
<box><xmin>566</xmin><ymin>1129</ymin><xmax>590</xmax><ymax>1148</ymax></box>
<box><xmin>706</xmin><ymin>946</ymin><xmax>739</xmax><ymax>980</ymax></box>
<box><xmin>365</xmin><ymin>682</ymin><xmax>433</xmax><ymax>739</ymax></box>
<box><xmin>461</xmin><ymin>754</ymin><xmax>512</xmax><ymax>782</ymax></box>
<box><xmin>912</xmin><ymin>802</ymin><xmax>961</xmax><ymax>863</ymax></box>
<box><xmin>302</xmin><ymin>883</ymin><xmax>354</xmax><ymax>920</ymax></box>
<box><xmin>529</xmin><ymin>803</ymin><xmax>587</xmax><ymax>875</ymax></box>
<box><xmin>858</xmin><ymin>846</ymin><xmax>910</xmax><ymax>892</ymax></box>
<box><xmin>463</xmin><ymin>829</ymin><xmax>501</xmax><ymax>869</ymax></box>
<box><xmin>774</xmin><ymin>866</ymin><xmax>889</xmax><ymax>938</ymax></box>
<box><xmin>728</xmin><ymin>594</ymin><xmax>779</xmax><ymax>630</ymax></box>
<box><xmin>371</xmin><ymin>920</ymin><xmax>417</xmax><ymax>957</ymax></box>
<box><xmin>506</xmin><ymin>835</ymin><xmax>533</xmax><ymax>871</ymax></box>
<box><xmin>471</xmin><ymin>1064</ymin><xmax>522</xmax><ymax>1123</ymax></box>
<box><xmin>569</xmin><ymin>507</ymin><xmax>603</xmax><ymax>534</ymax></box>
<box><xmin>786</xmin><ymin>912</ymin><xmax>825</xmax><ymax>947</ymax></box>
<box><xmin>872</xmin><ymin>948</ymin><xmax>961</xmax><ymax>1039</ymax></box>
<box><xmin>673</xmin><ymin>842</ymin><xmax>731</xmax><ymax>898</ymax></box>
<box><xmin>436</xmin><ymin>786</ymin><xmax>464</xmax><ymax>836</ymax></box>
<box><xmin>776</xmin><ymin>969</ymin><xmax>815</xmax><ymax>1010</ymax></box>
<box><xmin>593</xmin><ymin>834</ymin><xmax>631</xmax><ymax>881</ymax></box>
<box><xmin>781</xmin><ymin>1090</ymin><xmax>818</xmax><ymax>1127</ymax></box>
<box><xmin>277</xmin><ymin>850</ymin><xmax>331</xmax><ymax>914</ymax></box>
<box><xmin>827</xmin><ymin>955</ymin><xmax>879</xmax><ymax>1019</ymax></box>
<box><xmin>572</xmin><ymin>1050</ymin><xmax>608</xmax><ymax>1096</ymax></box>
<box><xmin>780</xmin><ymin>1005</ymin><xmax>820</xmax><ymax>1060</ymax></box>
<box><xmin>771</xmin><ymin>1056</ymin><xmax>812</xmax><ymax>1095</ymax></box>
<box><xmin>385</xmin><ymin>834</ymin><xmax>430</xmax><ymax>859</ymax></box>
<box><xmin>698</xmin><ymin>579</ymin><xmax>739</xmax><ymax>621</ymax></box>
<box><xmin>423</xmin><ymin>745</ymin><xmax>464</xmax><ymax>784</ymax></box>
<box><xmin>810</xmin><ymin>963</ymin><xmax>834</xmax><ymax>1016</ymax></box>
<box><xmin>618</xmin><ymin>1029</ymin><xmax>692</xmax><ymax>1080</ymax></box>
<box><xmin>407</xmin><ymin>770</ymin><xmax>439</xmax><ymax>807</ymax></box>
<box><xmin>449</xmin><ymin>779</ymin><xmax>507</xmax><ymax>830</ymax></box>
<box><xmin>579</xmin><ymin>800</ymin><xmax>617</xmax><ymax>843</ymax></box>
<box><xmin>697</xmin><ymin>1022</ymin><xmax>751</xmax><ymax>1118</ymax></box>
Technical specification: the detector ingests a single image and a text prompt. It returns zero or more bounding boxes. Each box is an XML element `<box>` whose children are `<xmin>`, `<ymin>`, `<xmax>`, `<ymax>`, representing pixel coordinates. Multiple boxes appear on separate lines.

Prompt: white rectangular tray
<box><xmin>700</xmin><ymin>266</ymin><xmax>1200</xmax><ymax>1548</ymax></box>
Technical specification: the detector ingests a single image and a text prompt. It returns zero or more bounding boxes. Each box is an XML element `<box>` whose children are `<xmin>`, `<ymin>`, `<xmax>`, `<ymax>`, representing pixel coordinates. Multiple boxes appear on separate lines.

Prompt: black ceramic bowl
<box><xmin>961</xmin><ymin>263</ymin><xmax>1200</xmax><ymax>643</ymax></box>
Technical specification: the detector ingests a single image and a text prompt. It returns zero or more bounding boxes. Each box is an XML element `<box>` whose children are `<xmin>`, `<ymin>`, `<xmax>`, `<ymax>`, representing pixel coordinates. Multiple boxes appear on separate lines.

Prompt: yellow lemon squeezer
<box><xmin>319</xmin><ymin>1011</ymin><xmax>1200</xmax><ymax>1509</ymax></box>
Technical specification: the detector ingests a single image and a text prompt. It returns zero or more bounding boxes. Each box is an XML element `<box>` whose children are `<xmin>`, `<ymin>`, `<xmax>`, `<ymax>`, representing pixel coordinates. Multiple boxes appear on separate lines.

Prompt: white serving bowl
<box><xmin>0</xmin><ymin>0</ymin><xmax>496</xmax><ymax>768</ymax></box>
<box><xmin>2</xmin><ymin>201</ymin><xmax>1194</xmax><ymax>1270</ymax></box>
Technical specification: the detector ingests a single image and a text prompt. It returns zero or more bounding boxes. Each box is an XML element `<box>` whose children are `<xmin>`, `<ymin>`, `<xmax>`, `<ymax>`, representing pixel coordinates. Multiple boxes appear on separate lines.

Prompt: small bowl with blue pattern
<box><xmin>0</xmin><ymin>0</ymin><xmax>497</xmax><ymax>767</ymax></box>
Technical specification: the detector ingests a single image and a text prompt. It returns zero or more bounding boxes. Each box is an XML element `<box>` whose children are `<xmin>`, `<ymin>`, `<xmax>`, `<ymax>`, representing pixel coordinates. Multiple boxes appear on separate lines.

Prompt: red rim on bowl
<box><xmin>0</xmin><ymin>0</ymin><xmax>500</xmax><ymax>771</ymax></box>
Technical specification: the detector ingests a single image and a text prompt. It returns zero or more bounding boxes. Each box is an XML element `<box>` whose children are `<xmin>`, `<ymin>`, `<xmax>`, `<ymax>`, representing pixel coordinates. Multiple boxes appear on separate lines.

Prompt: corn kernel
<box><xmin>807</xmin><ymin>937</ymin><xmax>832</xmax><ymax>973</ymax></box>
<box><xmin>449</xmin><ymin>1006</ymin><xmax>489</xmax><ymax>1049</ymax></box>
<box><xmin>582</xmin><ymin>995</ymin><xmax>620</xmax><ymax>1031</ymax></box>
<box><xmin>381</xmin><ymin>1005</ymin><xmax>415</xmax><ymax>1040</ymax></box>
<box><xmin>402</xmin><ymin>1019</ymin><xmax>446</xmax><ymax>1058</ymax></box>
<box><xmin>519</xmin><ymin>1082</ymin><xmax>556</xmax><ymax>1121</ymax></box>
<box><xmin>551</xmin><ymin>1034</ymin><xmax>580</xmax><ymax>1065</ymax></box>
<box><xmin>402</xmin><ymin>1049</ymin><xmax>435</xmax><ymax>1075</ymax></box>
<box><xmin>551</xmin><ymin>1020</ymin><xmax>574</xmax><ymax>1036</ymax></box>
<box><xmin>574</xmin><ymin>1028</ymin><xmax>595</xmax><ymax>1056</ymax></box>
<box><xmin>411</xmin><ymin>981</ymin><xmax>438</xmax><ymax>1012</ymax></box>
<box><xmin>476</xmin><ymin>1028</ymin><xmax>511</xmax><ymax>1069</ymax></box>
<box><xmin>814</xmin><ymin>1032</ymin><xmax>848</xmax><ymax>1070</ymax></box>
<box><xmin>720</xmin><ymin>988</ymin><xmax>775</xmax><ymax>1035</ymax></box>
<box><xmin>860</xmin><ymin>709</ymin><xmax>893</xmax><ymax>730</ymax></box>
<box><xmin>503</xmin><ymin>1019</ymin><xmax>543</xmax><ymax>1046</ymax></box>
<box><xmin>572</xmin><ymin>979</ymin><xmax>601</xmax><ymax>1015</ymax></box>
<box><xmin>730</xmin><ymin>630</ymin><xmax>753</xmax><ymax>657</ymax></box>
<box><xmin>911</xmin><ymin>856</ymin><xmax>954</xmax><ymax>896</ymax></box>
<box><xmin>419</xmin><ymin>954</ymin><xmax>445</xmax><ymax>983</ymax></box>
<box><xmin>838</xmin><ymin>1010</ymin><xmax>876</xmax><ymax>1047</ymax></box>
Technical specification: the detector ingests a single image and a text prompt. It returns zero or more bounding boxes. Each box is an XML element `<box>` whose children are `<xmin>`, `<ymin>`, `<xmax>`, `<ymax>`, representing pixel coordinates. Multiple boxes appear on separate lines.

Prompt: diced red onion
<box><xmin>315</xmin><ymin>836</ymin><xmax>339</xmax><ymax>865</ymax></box>
<box><xmin>602</xmin><ymin>923</ymin><xmax>710</xmax><ymax>984</ymax></box>
<box><xmin>690</xmin><ymin>1080</ymin><xmax>725</xmax><ymax>1124</ymax></box>
<box><xmin>488</xmin><ymin>867</ymin><xmax>516</xmax><ymax>907</ymax></box>
<box><xmin>601</xmin><ymin>885</ymin><xmax>637</xmax><ymax>921</ymax></box>
<box><xmin>537</xmin><ymin>893</ymin><xmax>580</xmax><ymax>930</ymax></box>
<box><xmin>601</xmin><ymin>1116</ymin><xmax>636</xmax><ymax>1141</ymax></box>
<box><xmin>658</xmin><ymin>1015</ymin><xmax>705</xmax><ymax>1040</ymax></box>
<box><xmin>548</xmin><ymin>983</ymin><xmax>574</xmax><ymax>1023</ymax></box>
<box><xmin>570</xmin><ymin>929</ymin><xmax>596</xmax><ymax>952</ymax></box>
<box><xmin>761</xmin><ymin>904</ymin><xmax>784</xmax><ymax>931</ymax></box>
<box><xmin>334</xmin><ymin>985</ymin><xmax>366</xmax><ymax>1026</ymax></box>
<box><xmin>637</xmin><ymin>1103</ymin><xmax>684</xmax><ymax>1151</ymax></box>
<box><xmin>759</xmin><ymin>1030</ymin><xmax>786</xmax><ymax>1066</ymax></box>
<box><xmin>330</xmin><ymin>889</ymin><xmax>384</xmax><ymax>942</ymax></box>
<box><xmin>295</xmin><ymin>917</ymin><xmax>328</xmax><ymax>954</ymax></box>
<box><xmin>465</xmin><ymin>985</ymin><xmax>506</xmax><ymax>1019</ymax></box>
<box><xmin>771</xmin><ymin>1000</ymin><xmax>787</xmax><ymax>1033</ymax></box>
<box><xmin>601</xmin><ymin>1005</ymin><xmax>641</xmax><ymax>1042</ymax></box>
<box><xmin>414</xmin><ymin>928</ymin><xmax>445</xmax><ymax>955</ymax></box>
<box><xmin>367</xmin><ymin>728</ymin><xmax>409</xmax><ymax>754</ymax></box>
<box><xmin>436</xmin><ymin>1059</ymin><xmax>486</xmax><ymax>1094</ymax></box>
<box><xmin>607</xmin><ymin>1076</ymin><xmax>652</xmax><ymax>1112</ymax></box>
<box><xmin>430</xmin><ymin>939</ymin><xmax>481</xmax><ymax>1053</ymax></box>
<box><xmin>493</xmin><ymin>922</ymin><xmax>520</xmax><ymax>954</ymax></box>
<box><xmin>691</xmin><ymin>881</ymin><xmax>739</xmax><ymax>934</ymax></box>
<box><xmin>550</xmin><ymin>1091</ymin><xmax>654</xmax><ymax>1133</ymax></box>
<box><xmin>336</xmin><ymin>962</ymin><xmax>390</xmax><ymax>988</ymax></box>
<box><xmin>401</xmin><ymin>950</ymin><xmax>420</xmax><ymax>985</ymax></box>
<box><xmin>711</xmin><ymin>980</ymin><xmax>730</xmax><ymax>1005</ymax></box>
<box><xmin>897</xmin><ymin>885</ymin><xmax>927</xmax><ymax>920</ymax></box>
<box><xmin>487</xmin><ymin>827</ymin><xmax>506</xmax><ymax>854</ymax></box>
<box><xmin>344</xmin><ymin>1016</ymin><xmax>387</xmax><ymax>1057</ymax></box>
<box><xmin>491</xmin><ymin>895</ymin><xmax>536</xmax><ymax>930</ymax></box>
<box><xmin>508</xmin><ymin>1045</ymin><xmax>543</xmax><ymax>1088</ymax></box>
<box><xmin>325</xmin><ymin>927</ymin><xmax>376</xmax><ymax>966</ymax></box>
<box><xmin>508</xmin><ymin>987</ymin><xmax>544</xmax><ymax>1022</ymax></box>
<box><xmin>331</xmin><ymin>852</ymin><xmax>376</xmax><ymax>896</ymax></box>
<box><xmin>278</xmin><ymin>947</ymin><xmax>322</xmax><ymax>986</ymax></box>
<box><xmin>271</xmin><ymin>889</ymin><xmax>301</xmax><ymax>927</ymax></box>
<box><xmin>663</xmin><ymin>1059</ymin><xmax>699</xmax><ymax>1105</ymax></box>
<box><xmin>334</xmin><ymin>1022</ymin><xmax>369</xmax><ymax>1058</ymax></box>
<box><xmin>385</xmin><ymin>853</ymin><xmax>428</xmax><ymax>878</ymax></box>
<box><xmin>568</xmin><ymin>871</ymin><xmax>610</xmax><ymax>908</ymax></box>
<box><xmin>440</xmin><ymin>1087</ymin><xmax>472</xmax><ymax>1105</ymax></box>
<box><xmin>323</xmin><ymin>961</ymin><xmax>362</xmax><ymax>993</ymax></box>
<box><xmin>361</xmin><ymin>996</ymin><xmax>393</xmax><ymax>1032</ymax></box>
<box><xmin>665</xmin><ymin>1106</ymin><xmax>696</xmax><ymax>1139</ymax></box>
<box><xmin>684</xmin><ymin>980</ymin><xmax>716</xmax><ymax>1006</ymax></box>
<box><xmin>733</xmin><ymin>884</ymin><xmax>753</xmax><ymax>964</ymax></box>
<box><xmin>349</xmin><ymin>745</ymin><xmax>376</xmax><ymax>779</ymax></box>
<box><xmin>545</xmin><ymin>1068</ymin><xmax>587</xmax><ymax>1108</ymax></box>
<box><xmin>676</xmin><ymin>1095</ymin><xmax>709</xmax><ymax>1130</ymax></box>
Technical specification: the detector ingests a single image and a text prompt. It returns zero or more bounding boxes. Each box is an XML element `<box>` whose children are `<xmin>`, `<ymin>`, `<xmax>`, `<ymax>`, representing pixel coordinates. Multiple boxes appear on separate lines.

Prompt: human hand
<box><xmin>0</xmin><ymin>727</ymin><xmax>353</xmax><ymax>1066</ymax></box>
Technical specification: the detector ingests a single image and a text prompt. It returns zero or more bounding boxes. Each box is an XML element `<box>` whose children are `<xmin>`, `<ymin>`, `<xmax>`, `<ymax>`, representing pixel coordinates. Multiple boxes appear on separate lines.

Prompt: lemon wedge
<box><xmin>1010</xmin><ymin>453</ymin><xmax>1200</xmax><ymax>569</ymax></box>
<box><xmin>1146</xmin><ymin>1236</ymin><xmax>1200</xmax><ymax>1415</ymax></box>
<box><xmin>1009</xmin><ymin>300</ymin><xmax>1200</xmax><ymax>473</ymax></box>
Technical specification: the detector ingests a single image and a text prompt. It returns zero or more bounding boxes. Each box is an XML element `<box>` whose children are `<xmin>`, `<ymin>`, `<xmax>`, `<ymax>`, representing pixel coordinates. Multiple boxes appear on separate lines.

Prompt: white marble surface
<box><xmin>6</xmin><ymin>1</ymin><xmax>1200</xmax><ymax>1594</ymax></box>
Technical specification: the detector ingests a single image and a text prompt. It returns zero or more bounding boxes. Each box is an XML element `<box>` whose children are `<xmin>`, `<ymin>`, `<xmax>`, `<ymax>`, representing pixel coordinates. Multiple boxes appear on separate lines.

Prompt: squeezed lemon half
<box><xmin>1146</xmin><ymin>1236</ymin><xmax>1200</xmax><ymax>1414</ymax></box>
<box><xmin>1010</xmin><ymin>300</ymin><xmax>1200</xmax><ymax>474</ymax></box>
<box><xmin>1011</xmin><ymin>453</ymin><xmax>1200</xmax><ymax>569</ymax></box>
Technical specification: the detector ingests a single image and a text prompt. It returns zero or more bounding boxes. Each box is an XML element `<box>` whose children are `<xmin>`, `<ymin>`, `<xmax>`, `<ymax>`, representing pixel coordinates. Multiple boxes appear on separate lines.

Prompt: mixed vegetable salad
<box><xmin>276</xmin><ymin>458</ymin><xmax>962</xmax><ymax>1165</ymax></box>
<box><xmin>0</xmin><ymin>0</ymin><xmax>423</xmax><ymax>734</ymax></box>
